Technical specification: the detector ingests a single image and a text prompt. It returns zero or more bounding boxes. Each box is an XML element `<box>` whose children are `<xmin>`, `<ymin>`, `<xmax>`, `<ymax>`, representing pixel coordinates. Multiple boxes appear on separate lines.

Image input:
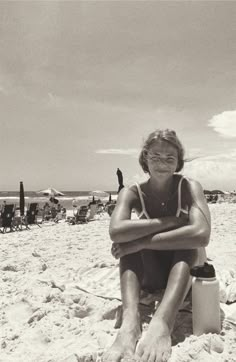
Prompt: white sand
<box><xmin>1</xmin><ymin>204</ymin><xmax>236</xmax><ymax>362</ymax></box>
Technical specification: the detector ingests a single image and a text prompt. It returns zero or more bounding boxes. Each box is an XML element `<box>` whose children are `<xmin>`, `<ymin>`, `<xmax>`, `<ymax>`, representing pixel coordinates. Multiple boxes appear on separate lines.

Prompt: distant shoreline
<box><xmin>0</xmin><ymin>193</ymin><xmax>118</xmax><ymax>210</ymax></box>
<box><xmin>0</xmin><ymin>191</ymin><xmax>117</xmax><ymax>196</ymax></box>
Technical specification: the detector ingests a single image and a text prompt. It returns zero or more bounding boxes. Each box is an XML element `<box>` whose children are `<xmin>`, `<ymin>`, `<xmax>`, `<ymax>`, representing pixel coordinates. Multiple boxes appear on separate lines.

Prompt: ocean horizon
<box><xmin>0</xmin><ymin>191</ymin><xmax>118</xmax><ymax>210</ymax></box>
<box><xmin>0</xmin><ymin>190</ymin><xmax>117</xmax><ymax>198</ymax></box>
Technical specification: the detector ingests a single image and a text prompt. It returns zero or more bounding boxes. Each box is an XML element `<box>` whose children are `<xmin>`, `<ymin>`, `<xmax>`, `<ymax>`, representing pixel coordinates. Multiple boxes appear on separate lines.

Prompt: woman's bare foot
<box><xmin>102</xmin><ymin>310</ymin><xmax>141</xmax><ymax>362</ymax></box>
<box><xmin>135</xmin><ymin>317</ymin><xmax>171</xmax><ymax>362</ymax></box>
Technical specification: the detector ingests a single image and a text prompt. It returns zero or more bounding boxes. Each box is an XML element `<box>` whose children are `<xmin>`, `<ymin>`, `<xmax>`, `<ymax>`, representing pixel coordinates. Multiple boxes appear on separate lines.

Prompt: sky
<box><xmin>0</xmin><ymin>1</ymin><xmax>236</xmax><ymax>192</ymax></box>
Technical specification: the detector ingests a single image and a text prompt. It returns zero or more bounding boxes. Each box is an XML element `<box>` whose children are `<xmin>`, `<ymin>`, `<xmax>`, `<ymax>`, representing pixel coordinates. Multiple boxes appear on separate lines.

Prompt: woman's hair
<box><xmin>139</xmin><ymin>129</ymin><xmax>185</xmax><ymax>173</ymax></box>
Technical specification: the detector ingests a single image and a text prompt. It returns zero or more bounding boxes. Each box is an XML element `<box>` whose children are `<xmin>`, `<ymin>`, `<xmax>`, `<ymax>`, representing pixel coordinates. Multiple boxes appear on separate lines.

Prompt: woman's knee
<box><xmin>169</xmin><ymin>251</ymin><xmax>198</xmax><ymax>288</ymax></box>
<box><xmin>173</xmin><ymin>249</ymin><xmax>199</xmax><ymax>268</ymax></box>
<box><xmin>120</xmin><ymin>252</ymin><xmax>143</xmax><ymax>280</ymax></box>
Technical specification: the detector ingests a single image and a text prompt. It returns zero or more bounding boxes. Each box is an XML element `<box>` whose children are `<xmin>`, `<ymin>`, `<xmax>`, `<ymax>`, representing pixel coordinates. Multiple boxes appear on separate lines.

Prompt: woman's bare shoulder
<box><xmin>183</xmin><ymin>176</ymin><xmax>204</xmax><ymax>192</ymax></box>
<box><xmin>128</xmin><ymin>184</ymin><xmax>138</xmax><ymax>194</ymax></box>
<box><xmin>118</xmin><ymin>182</ymin><xmax>149</xmax><ymax>207</ymax></box>
<box><xmin>182</xmin><ymin>176</ymin><xmax>205</xmax><ymax>204</ymax></box>
<box><xmin>116</xmin><ymin>185</ymin><xmax>138</xmax><ymax>203</ymax></box>
<box><xmin>182</xmin><ymin>176</ymin><xmax>211</xmax><ymax>227</ymax></box>
<box><xmin>125</xmin><ymin>180</ymin><xmax>147</xmax><ymax>192</ymax></box>
<box><xmin>112</xmin><ymin>186</ymin><xmax>139</xmax><ymax>214</ymax></box>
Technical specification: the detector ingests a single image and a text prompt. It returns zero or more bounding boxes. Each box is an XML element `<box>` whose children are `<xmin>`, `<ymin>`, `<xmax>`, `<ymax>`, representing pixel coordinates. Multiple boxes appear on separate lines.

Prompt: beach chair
<box><xmin>54</xmin><ymin>210</ymin><xmax>64</xmax><ymax>223</ymax></box>
<box><xmin>96</xmin><ymin>203</ymin><xmax>105</xmax><ymax>216</ymax></box>
<box><xmin>65</xmin><ymin>209</ymin><xmax>75</xmax><ymax>224</ymax></box>
<box><xmin>1</xmin><ymin>204</ymin><xmax>15</xmax><ymax>233</ymax></box>
<box><xmin>12</xmin><ymin>208</ymin><xmax>23</xmax><ymax>231</ymax></box>
<box><xmin>35</xmin><ymin>208</ymin><xmax>43</xmax><ymax>225</ymax></box>
<box><xmin>27</xmin><ymin>203</ymin><xmax>41</xmax><ymax>227</ymax></box>
<box><xmin>12</xmin><ymin>206</ymin><xmax>30</xmax><ymax>231</ymax></box>
<box><xmin>107</xmin><ymin>202</ymin><xmax>116</xmax><ymax>217</ymax></box>
<box><xmin>75</xmin><ymin>205</ymin><xmax>90</xmax><ymax>223</ymax></box>
<box><xmin>88</xmin><ymin>203</ymin><xmax>98</xmax><ymax>221</ymax></box>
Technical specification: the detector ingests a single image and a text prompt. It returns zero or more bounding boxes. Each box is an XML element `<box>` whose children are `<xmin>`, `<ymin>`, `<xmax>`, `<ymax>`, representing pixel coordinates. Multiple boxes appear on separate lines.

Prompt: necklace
<box><xmin>146</xmin><ymin>179</ymin><xmax>175</xmax><ymax>210</ymax></box>
<box><xmin>159</xmin><ymin>195</ymin><xmax>171</xmax><ymax>209</ymax></box>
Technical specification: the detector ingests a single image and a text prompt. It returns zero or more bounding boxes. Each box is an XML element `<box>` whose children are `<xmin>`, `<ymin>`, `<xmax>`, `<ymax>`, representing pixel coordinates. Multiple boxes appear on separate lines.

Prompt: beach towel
<box><xmin>74</xmin><ymin>263</ymin><xmax>236</xmax><ymax>304</ymax></box>
<box><xmin>75</xmin><ymin>263</ymin><xmax>121</xmax><ymax>300</ymax></box>
<box><xmin>73</xmin><ymin>264</ymin><xmax>236</xmax><ymax>343</ymax></box>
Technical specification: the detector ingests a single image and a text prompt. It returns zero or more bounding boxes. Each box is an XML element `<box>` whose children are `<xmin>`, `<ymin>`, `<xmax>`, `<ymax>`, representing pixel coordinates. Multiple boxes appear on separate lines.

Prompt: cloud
<box><xmin>208</xmin><ymin>110</ymin><xmax>236</xmax><ymax>138</ymax></box>
<box><xmin>184</xmin><ymin>150</ymin><xmax>236</xmax><ymax>190</ymax></box>
<box><xmin>96</xmin><ymin>148</ymin><xmax>139</xmax><ymax>156</ymax></box>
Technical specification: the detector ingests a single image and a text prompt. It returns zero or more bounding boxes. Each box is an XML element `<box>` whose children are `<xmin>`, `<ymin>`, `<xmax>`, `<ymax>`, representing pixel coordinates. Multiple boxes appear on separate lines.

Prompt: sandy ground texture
<box><xmin>1</xmin><ymin>204</ymin><xmax>236</xmax><ymax>362</ymax></box>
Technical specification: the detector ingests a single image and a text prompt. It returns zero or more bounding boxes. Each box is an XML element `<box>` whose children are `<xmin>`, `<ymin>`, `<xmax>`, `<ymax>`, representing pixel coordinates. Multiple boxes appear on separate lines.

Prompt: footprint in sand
<box><xmin>73</xmin><ymin>305</ymin><xmax>92</xmax><ymax>318</ymax></box>
<box><xmin>73</xmin><ymin>295</ymin><xmax>93</xmax><ymax>318</ymax></box>
<box><xmin>2</xmin><ymin>264</ymin><xmax>18</xmax><ymax>272</ymax></box>
<box><xmin>6</xmin><ymin>301</ymin><xmax>33</xmax><ymax>326</ymax></box>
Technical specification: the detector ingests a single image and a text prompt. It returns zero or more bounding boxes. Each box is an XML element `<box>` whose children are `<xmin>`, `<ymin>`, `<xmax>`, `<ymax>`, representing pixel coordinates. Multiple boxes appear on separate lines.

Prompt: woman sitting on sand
<box><xmin>103</xmin><ymin>129</ymin><xmax>211</xmax><ymax>362</ymax></box>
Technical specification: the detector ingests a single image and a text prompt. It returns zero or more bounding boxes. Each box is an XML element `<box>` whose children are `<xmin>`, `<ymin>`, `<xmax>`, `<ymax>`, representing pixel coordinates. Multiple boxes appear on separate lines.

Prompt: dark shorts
<box><xmin>120</xmin><ymin>250</ymin><xmax>175</xmax><ymax>292</ymax></box>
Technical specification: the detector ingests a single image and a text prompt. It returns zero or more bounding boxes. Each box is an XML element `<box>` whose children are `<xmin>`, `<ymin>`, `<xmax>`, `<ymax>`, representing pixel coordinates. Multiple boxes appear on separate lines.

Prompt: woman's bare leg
<box><xmin>102</xmin><ymin>252</ymin><xmax>143</xmax><ymax>362</ymax></box>
<box><xmin>102</xmin><ymin>249</ymin><xmax>174</xmax><ymax>362</ymax></box>
<box><xmin>136</xmin><ymin>249</ymin><xmax>200</xmax><ymax>362</ymax></box>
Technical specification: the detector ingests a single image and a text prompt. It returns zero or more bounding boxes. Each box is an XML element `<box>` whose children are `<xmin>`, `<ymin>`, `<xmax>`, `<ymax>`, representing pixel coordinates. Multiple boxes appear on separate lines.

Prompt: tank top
<box><xmin>135</xmin><ymin>175</ymin><xmax>189</xmax><ymax>219</ymax></box>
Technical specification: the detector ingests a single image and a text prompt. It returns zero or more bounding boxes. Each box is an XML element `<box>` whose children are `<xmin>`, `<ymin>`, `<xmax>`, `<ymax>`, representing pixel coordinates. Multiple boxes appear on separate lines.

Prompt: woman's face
<box><xmin>146</xmin><ymin>140</ymin><xmax>179</xmax><ymax>176</ymax></box>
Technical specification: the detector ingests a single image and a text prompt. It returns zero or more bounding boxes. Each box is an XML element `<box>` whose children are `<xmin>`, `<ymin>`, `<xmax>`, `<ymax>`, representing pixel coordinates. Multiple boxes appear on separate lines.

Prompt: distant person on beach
<box><xmin>43</xmin><ymin>202</ymin><xmax>50</xmax><ymax>220</ymax></box>
<box><xmin>72</xmin><ymin>199</ymin><xmax>77</xmax><ymax>208</ymax></box>
<box><xmin>43</xmin><ymin>202</ymin><xmax>50</xmax><ymax>211</ymax></box>
<box><xmin>103</xmin><ymin>129</ymin><xmax>211</xmax><ymax>362</ymax></box>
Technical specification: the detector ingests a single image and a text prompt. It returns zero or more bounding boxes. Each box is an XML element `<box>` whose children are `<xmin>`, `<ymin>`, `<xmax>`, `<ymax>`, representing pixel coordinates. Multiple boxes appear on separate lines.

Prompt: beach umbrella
<box><xmin>211</xmin><ymin>190</ymin><xmax>225</xmax><ymax>195</ymax></box>
<box><xmin>204</xmin><ymin>190</ymin><xmax>212</xmax><ymax>195</ymax></box>
<box><xmin>19</xmin><ymin>181</ymin><xmax>25</xmax><ymax>216</ymax></box>
<box><xmin>37</xmin><ymin>187</ymin><xmax>65</xmax><ymax>197</ymax></box>
<box><xmin>116</xmin><ymin>168</ymin><xmax>124</xmax><ymax>193</ymax></box>
<box><xmin>89</xmin><ymin>190</ymin><xmax>109</xmax><ymax>198</ymax></box>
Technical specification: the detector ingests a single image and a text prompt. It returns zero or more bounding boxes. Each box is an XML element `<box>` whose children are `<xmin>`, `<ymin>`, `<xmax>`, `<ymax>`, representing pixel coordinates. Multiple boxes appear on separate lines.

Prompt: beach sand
<box><xmin>1</xmin><ymin>204</ymin><xmax>236</xmax><ymax>362</ymax></box>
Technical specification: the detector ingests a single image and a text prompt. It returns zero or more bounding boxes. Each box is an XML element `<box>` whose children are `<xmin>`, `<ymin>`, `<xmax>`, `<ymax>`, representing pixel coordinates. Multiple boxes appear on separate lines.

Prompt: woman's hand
<box><xmin>111</xmin><ymin>240</ymin><xmax>143</xmax><ymax>259</ymax></box>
